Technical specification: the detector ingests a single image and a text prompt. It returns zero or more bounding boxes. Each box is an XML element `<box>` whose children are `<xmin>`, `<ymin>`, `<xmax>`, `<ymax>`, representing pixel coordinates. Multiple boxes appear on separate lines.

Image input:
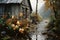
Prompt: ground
<box><xmin>31</xmin><ymin>19</ymin><xmax>50</xmax><ymax>40</ymax></box>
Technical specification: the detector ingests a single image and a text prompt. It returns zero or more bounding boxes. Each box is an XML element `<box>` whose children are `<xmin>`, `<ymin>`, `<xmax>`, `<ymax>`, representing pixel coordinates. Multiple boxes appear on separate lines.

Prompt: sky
<box><xmin>30</xmin><ymin>0</ymin><xmax>45</xmax><ymax>12</ymax></box>
<box><xmin>30</xmin><ymin>0</ymin><xmax>52</xmax><ymax>19</ymax></box>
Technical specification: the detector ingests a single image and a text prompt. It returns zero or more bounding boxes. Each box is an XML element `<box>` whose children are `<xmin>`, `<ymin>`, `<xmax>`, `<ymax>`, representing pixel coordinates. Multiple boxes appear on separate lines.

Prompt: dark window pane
<box><xmin>0</xmin><ymin>6</ymin><xmax>4</xmax><ymax>16</ymax></box>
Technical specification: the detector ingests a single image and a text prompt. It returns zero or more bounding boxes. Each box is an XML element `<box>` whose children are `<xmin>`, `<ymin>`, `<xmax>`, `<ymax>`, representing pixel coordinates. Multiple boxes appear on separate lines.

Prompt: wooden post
<box><xmin>36</xmin><ymin>0</ymin><xmax>38</xmax><ymax>40</ymax></box>
<box><xmin>36</xmin><ymin>0</ymin><xmax>38</xmax><ymax>15</ymax></box>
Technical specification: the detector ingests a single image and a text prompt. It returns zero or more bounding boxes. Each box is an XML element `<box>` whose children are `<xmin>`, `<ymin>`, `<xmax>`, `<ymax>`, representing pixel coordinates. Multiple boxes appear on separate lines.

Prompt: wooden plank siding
<box><xmin>0</xmin><ymin>4</ymin><xmax>21</xmax><ymax>17</ymax></box>
<box><xmin>0</xmin><ymin>0</ymin><xmax>32</xmax><ymax>18</ymax></box>
<box><xmin>0</xmin><ymin>4</ymin><xmax>30</xmax><ymax>18</ymax></box>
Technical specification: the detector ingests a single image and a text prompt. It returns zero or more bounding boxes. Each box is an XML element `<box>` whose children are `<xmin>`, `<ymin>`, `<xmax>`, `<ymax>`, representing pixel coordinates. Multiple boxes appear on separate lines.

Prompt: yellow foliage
<box><xmin>31</xmin><ymin>13</ymin><xmax>42</xmax><ymax>22</ymax></box>
<box><xmin>44</xmin><ymin>0</ymin><xmax>51</xmax><ymax>10</ymax></box>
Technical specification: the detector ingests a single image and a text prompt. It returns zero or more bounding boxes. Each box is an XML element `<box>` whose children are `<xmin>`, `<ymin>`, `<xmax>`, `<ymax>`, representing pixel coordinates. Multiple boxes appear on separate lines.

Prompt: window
<box><xmin>0</xmin><ymin>4</ymin><xmax>21</xmax><ymax>17</ymax></box>
<box><xmin>0</xmin><ymin>6</ymin><xmax>4</xmax><ymax>17</ymax></box>
<box><xmin>3</xmin><ymin>5</ymin><xmax>12</xmax><ymax>16</ymax></box>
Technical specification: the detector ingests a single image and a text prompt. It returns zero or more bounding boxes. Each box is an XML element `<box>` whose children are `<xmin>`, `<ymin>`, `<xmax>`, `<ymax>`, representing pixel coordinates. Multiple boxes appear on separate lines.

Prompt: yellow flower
<box><xmin>11</xmin><ymin>24</ymin><xmax>15</xmax><ymax>28</ymax></box>
<box><xmin>15</xmin><ymin>25</ymin><xmax>19</xmax><ymax>29</ymax></box>
<box><xmin>17</xmin><ymin>21</ymin><xmax>20</xmax><ymax>25</ymax></box>
<box><xmin>19</xmin><ymin>28</ymin><xmax>24</xmax><ymax>33</ymax></box>
<box><xmin>12</xmin><ymin>15</ymin><xmax>15</xmax><ymax>19</ymax></box>
<box><xmin>19</xmin><ymin>12</ymin><xmax>23</xmax><ymax>17</ymax></box>
<box><xmin>13</xmin><ymin>27</ymin><xmax>16</xmax><ymax>30</ymax></box>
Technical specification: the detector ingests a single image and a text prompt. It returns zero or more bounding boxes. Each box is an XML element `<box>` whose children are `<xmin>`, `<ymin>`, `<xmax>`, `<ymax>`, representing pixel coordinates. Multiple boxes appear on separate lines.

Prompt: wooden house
<box><xmin>0</xmin><ymin>0</ymin><xmax>32</xmax><ymax>18</ymax></box>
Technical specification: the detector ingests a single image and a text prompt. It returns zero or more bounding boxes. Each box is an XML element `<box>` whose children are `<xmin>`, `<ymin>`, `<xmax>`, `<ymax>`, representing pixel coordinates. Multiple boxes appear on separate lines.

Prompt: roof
<box><xmin>0</xmin><ymin>0</ymin><xmax>32</xmax><ymax>11</ymax></box>
<box><xmin>0</xmin><ymin>0</ymin><xmax>22</xmax><ymax>3</ymax></box>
